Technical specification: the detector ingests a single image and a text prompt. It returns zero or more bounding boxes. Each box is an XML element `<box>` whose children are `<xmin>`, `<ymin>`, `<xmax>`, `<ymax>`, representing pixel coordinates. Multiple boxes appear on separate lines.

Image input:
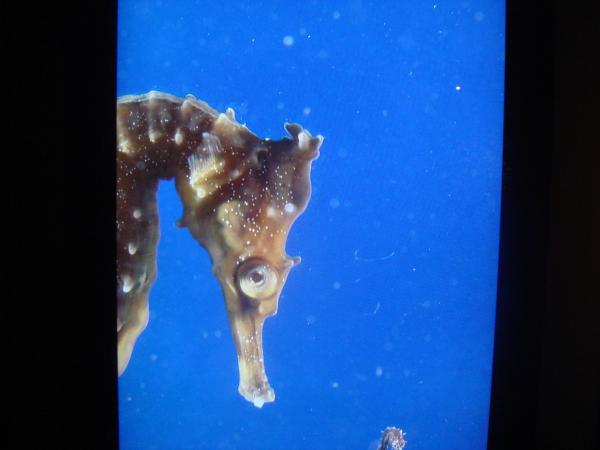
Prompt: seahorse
<box><xmin>116</xmin><ymin>91</ymin><xmax>322</xmax><ymax>407</ymax></box>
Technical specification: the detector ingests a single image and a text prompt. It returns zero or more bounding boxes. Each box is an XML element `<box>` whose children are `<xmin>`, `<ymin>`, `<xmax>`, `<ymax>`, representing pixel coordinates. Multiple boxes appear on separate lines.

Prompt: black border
<box><xmin>487</xmin><ymin>2</ymin><xmax>599</xmax><ymax>449</ymax></box>
<box><xmin>62</xmin><ymin>2</ymin><xmax>120</xmax><ymax>448</ymax></box>
<box><xmin>6</xmin><ymin>1</ymin><xmax>119</xmax><ymax>449</ymax></box>
<box><xmin>486</xmin><ymin>2</ymin><xmax>555</xmax><ymax>448</ymax></box>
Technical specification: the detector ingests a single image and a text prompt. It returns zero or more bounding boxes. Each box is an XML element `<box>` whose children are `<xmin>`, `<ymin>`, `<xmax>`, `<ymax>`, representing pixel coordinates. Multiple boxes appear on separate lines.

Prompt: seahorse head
<box><xmin>176</xmin><ymin>120</ymin><xmax>322</xmax><ymax>407</ymax></box>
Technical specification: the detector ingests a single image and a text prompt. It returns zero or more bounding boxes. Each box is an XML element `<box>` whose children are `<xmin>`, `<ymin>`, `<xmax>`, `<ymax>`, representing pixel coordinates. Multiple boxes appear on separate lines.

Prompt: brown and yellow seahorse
<box><xmin>116</xmin><ymin>91</ymin><xmax>322</xmax><ymax>407</ymax></box>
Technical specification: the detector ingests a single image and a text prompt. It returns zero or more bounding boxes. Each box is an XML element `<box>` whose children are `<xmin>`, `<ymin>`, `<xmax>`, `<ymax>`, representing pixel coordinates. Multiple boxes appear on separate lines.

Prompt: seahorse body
<box><xmin>116</xmin><ymin>91</ymin><xmax>322</xmax><ymax>407</ymax></box>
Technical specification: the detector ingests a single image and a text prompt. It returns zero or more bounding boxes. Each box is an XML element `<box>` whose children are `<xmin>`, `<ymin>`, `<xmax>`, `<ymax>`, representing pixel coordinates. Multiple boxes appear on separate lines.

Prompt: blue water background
<box><xmin>117</xmin><ymin>1</ymin><xmax>505</xmax><ymax>449</ymax></box>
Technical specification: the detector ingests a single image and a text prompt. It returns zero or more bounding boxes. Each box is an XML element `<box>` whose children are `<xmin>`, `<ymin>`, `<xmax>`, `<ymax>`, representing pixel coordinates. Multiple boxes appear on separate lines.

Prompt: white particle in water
<box><xmin>282</xmin><ymin>35</ymin><xmax>295</xmax><ymax>46</ymax></box>
<box><xmin>375</xmin><ymin>366</ymin><xmax>383</xmax><ymax>377</ymax></box>
<box><xmin>329</xmin><ymin>198</ymin><xmax>340</xmax><ymax>208</ymax></box>
<box><xmin>333</xmin><ymin>281</ymin><xmax>341</xmax><ymax>290</ymax></box>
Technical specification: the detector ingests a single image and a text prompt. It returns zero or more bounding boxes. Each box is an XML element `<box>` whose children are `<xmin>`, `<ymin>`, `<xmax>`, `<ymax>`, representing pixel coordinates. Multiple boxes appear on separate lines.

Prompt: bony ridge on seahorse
<box><xmin>116</xmin><ymin>91</ymin><xmax>322</xmax><ymax>408</ymax></box>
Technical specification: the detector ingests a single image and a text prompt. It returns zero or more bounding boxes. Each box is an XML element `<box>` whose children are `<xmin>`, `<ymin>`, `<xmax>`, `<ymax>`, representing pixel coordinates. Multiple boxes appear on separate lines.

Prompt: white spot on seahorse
<box><xmin>128</xmin><ymin>242</ymin><xmax>138</xmax><ymax>255</ymax></box>
<box><xmin>122</xmin><ymin>275</ymin><xmax>134</xmax><ymax>293</ymax></box>
<box><xmin>174</xmin><ymin>128</ymin><xmax>183</xmax><ymax>145</ymax></box>
<box><xmin>225</xmin><ymin>107</ymin><xmax>236</xmax><ymax>121</ymax></box>
<box><xmin>284</xmin><ymin>202</ymin><xmax>296</xmax><ymax>214</ymax></box>
<box><xmin>297</xmin><ymin>130</ymin><xmax>310</xmax><ymax>150</ymax></box>
<box><xmin>266</xmin><ymin>206</ymin><xmax>277</xmax><ymax>218</ymax></box>
<box><xmin>216</xmin><ymin>112</ymin><xmax>234</xmax><ymax>125</ymax></box>
<box><xmin>133</xmin><ymin>209</ymin><xmax>142</xmax><ymax>219</ymax></box>
<box><xmin>118</xmin><ymin>140</ymin><xmax>133</xmax><ymax>155</ymax></box>
<box><xmin>194</xmin><ymin>186</ymin><xmax>207</xmax><ymax>199</ymax></box>
<box><xmin>148</xmin><ymin>128</ymin><xmax>161</xmax><ymax>143</ymax></box>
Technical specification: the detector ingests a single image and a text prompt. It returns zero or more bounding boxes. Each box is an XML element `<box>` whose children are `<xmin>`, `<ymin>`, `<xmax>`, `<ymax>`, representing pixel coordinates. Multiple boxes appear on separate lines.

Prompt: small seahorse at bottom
<box><xmin>377</xmin><ymin>427</ymin><xmax>407</xmax><ymax>450</ymax></box>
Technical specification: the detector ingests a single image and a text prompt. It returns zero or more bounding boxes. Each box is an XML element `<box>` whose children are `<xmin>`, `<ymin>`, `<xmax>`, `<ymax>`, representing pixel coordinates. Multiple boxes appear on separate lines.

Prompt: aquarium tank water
<box><xmin>116</xmin><ymin>1</ymin><xmax>505</xmax><ymax>449</ymax></box>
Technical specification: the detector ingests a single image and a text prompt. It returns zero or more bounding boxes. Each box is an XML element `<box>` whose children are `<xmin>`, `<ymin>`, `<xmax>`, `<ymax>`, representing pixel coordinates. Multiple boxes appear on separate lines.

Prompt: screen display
<box><xmin>116</xmin><ymin>2</ymin><xmax>505</xmax><ymax>449</ymax></box>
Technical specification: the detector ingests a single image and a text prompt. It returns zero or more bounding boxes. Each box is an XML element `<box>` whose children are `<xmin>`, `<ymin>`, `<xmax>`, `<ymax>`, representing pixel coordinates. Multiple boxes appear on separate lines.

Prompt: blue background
<box><xmin>117</xmin><ymin>1</ymin><xmax>505</xmax><ymax>449</ymax></box>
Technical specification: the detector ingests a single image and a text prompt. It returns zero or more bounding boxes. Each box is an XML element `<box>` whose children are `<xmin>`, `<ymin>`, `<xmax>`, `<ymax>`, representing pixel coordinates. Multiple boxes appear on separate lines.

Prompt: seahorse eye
<box><xmin>237</xmin><ymin>260</ymin><xmax>278</xmax><ymax>300</ymax></box>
